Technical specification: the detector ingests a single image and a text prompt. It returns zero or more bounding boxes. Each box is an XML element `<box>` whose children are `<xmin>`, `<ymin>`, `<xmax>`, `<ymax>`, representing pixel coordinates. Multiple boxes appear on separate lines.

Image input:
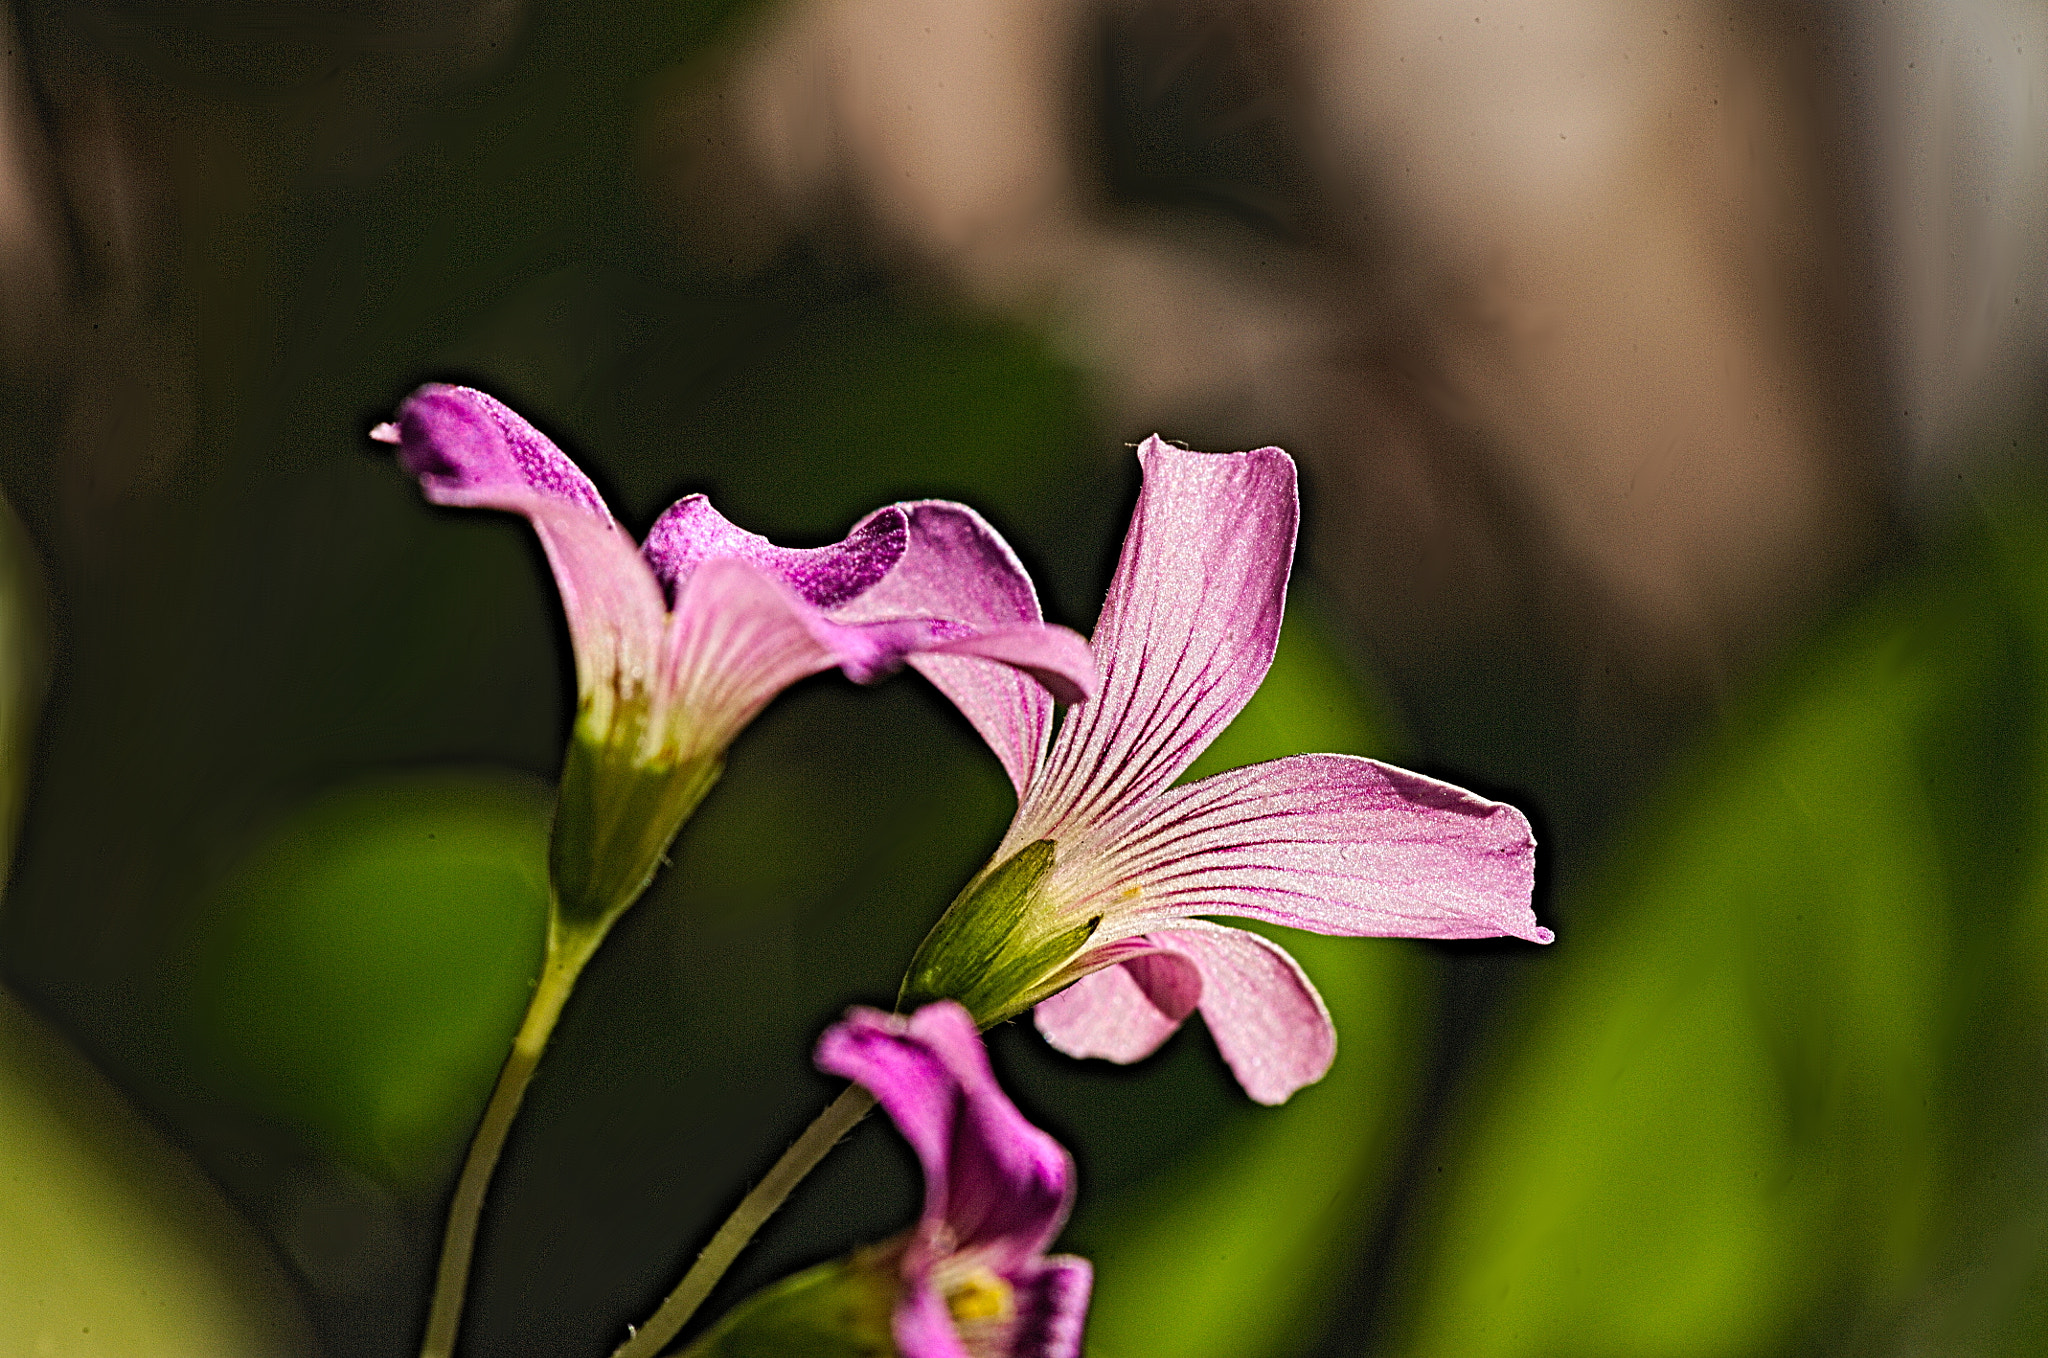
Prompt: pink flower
<box><xmin>816</xmin><ymin>1003</ymin><xmax>1091</xmax><ymax>1358</ymax></box>
<box><xmin>374</xmin><ymin>384</ymin><xmax>1094</xmax><ymax>923</ymax></box>
<box><xmin>902</xmin><ymin>437</ymin><xmax>1547</xmax><ymax>1104</ymax></box>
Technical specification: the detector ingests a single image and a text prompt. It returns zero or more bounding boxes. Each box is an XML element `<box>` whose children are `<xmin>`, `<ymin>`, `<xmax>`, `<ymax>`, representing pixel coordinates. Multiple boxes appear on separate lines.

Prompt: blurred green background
<box><xmin>1</xmin><ymin>1</ymin><xmax>2045</xmax><ymax>1356</ymax></box>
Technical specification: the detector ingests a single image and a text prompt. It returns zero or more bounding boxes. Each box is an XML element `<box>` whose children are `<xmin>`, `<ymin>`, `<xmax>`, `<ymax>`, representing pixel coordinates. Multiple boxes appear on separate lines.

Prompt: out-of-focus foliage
<box><xmin>0</xmin><ymin>990</ymin><xmax>316</xmax><ymax>1357</ymax></box>
<box><xmin>1384</xmin><ymin>488</ymin><xmax>2048</xmax><ymax>1357</ymax></box>
<box><xmin>2</xmin><ymin>496</ymin><xmax>310</xmax><ymax>1355</ymax></box>
<box><xmin>0</xmin><ymin>492</ymin><xmax>42</xmax><ymax>883</ymax></box>
<box><xmin>175</xmin><ymin>771</ymin><xmax>552</xmax><ymax>1185</ymax></box>
<box><xmin>1072</xmin><ymin>603</ymin><xmax>1429</xmax><ymax>1358</ymax></box>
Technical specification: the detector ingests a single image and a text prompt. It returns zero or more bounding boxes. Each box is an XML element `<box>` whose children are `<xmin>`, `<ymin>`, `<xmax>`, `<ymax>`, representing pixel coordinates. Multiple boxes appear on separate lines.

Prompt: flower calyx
<box><xmin>899</xmin><ymin>840</ymin><xmax>1098</xmax><ymax>1028</ymax></box>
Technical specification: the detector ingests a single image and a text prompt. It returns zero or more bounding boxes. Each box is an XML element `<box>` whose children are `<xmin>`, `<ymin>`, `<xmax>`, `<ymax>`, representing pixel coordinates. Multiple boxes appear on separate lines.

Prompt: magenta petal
<box><xmin>893</xmin><ymin>1284</ymin><xmax>974</xmax><ymax>1358</ymax></box>
<box><xmin>1002</xmin><ymin>1257</ymin><xmax>1093</xmax><ymax>1358</ymax></box>
<box><xmin>641</xmin><ymin>495</ymin><xmax>909</xmax><ymax>609</ymax></box>
<box><xmin>384</xmin><ymin>385</ymin><xmax>666</xmax><ymax>702</ymax></box>
<box><xmin>1021</xmin><ymin>437</ymin><xmax>1296</xmax><ymax>837</ymax></box>
<box><xmin>891</xmin><ymin>1256</ymin><xmax>1093</xmax><ymax>1358</ymax></box>
<box><xmin>390</xmin><ymin>383</ymin><xmax>610</xmax><ymax>519</ymax></box>
<box><xmin>842</xmin><ymin>503</ymin><xmax>1094</xmax><ymax>797</ymax></box>
<box><xmin>1100</xmin><ymin>753</ymin><xmax>1548</xmax><ymax>943</ymax></box>
<box><xmin>815</xmin><ymin>1004</ymin><xmax>1074</xmax><ymax>1269</ymax></box>
<box><xmin>1034</xmin><ymin>948</ymin><xmax>1202</xmax><ymax>1064</ymax></box>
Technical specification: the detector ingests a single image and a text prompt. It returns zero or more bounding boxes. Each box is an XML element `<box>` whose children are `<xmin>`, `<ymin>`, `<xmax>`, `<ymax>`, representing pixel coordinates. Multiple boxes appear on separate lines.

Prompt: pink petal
<box><xmin>1159</xmin><ymin>924</ymin><xmax>1336</xmax><ymax>1106</ymax></box>
<box><xmin>1038</xmin><ymin>925</ymin><xmax>1336</xmax><ymax>1105</ymax></box>
<box><xmin>1033</xmin><ymin>949</ymin><xmax>1201</xmax><ymax>1064</ymax></box>
<box><xmin>845</xmin><ymin>503</ymin><xmax>1095</xmax><ymax>797</ymax></box>
<box><xmin>1002</xmin><ymin>1257</ymin><xmax>1093</xmax><ymax>1358</ymax></box>
<box><xmin>815</xmin><ymin>1004</ymin><xmax>1074</xmax><ymax>1272</ymax></box>
<box><xmin>383</xmin><ymin>385</ymin><xmax>666</xmax><ymax>705</ymax></box>
<box><xmin>640</xmin><ymin>495</ymin><xmax>909</xmax><ymax>609</ymax></box>
<box><xmin>893</xmin><ymin>1284</ymin><xmax>974</xmax><ymax>1358</ymax></box>
<box><xmin>892</xmin><ymin>1251</ymin><xmax>1093</xmax><ymax>1358</ymax></box>
<box><xmin>658</xmin><ymin>559</ymin><xmax>846</xmax><ymax>755</ymax></box>
<box><xmin>1019</xmin><ymin>437</ymin><xmax>1295</xmax><ymax>837</ymax></box>
<box><xmin>1097</xmin><ymin>753</ymin><xmax>1548</xmax><ymax>944</ymax></box>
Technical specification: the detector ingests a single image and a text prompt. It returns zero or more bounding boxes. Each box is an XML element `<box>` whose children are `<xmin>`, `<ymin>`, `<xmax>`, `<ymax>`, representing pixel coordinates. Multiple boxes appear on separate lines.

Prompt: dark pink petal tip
<box><xmin>642</xmin><ymin>495</ymin><xmax>910</xmax><ymax>608</ymax></box>
<box><xmin>815</xmin><ymin>1003</ymin><xmax>1074</xmax><ymax>1268</ymax></box>
<box><xmin>384</xmin><ymin>383</ymin><xmax>610</xmax><ymax>522</ymax></box>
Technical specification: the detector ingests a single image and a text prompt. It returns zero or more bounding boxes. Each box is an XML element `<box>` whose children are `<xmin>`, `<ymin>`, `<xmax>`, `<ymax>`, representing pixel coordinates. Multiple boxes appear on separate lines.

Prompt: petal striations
<box><xmin>1096</xmin><ymin>753</ymin><xmax>1546</xmax><ymax>943</ymax></box>
<box><xmin>1019</xmin><ymin>437</ymin><xmax>1296</xmax><ymax>839</ymax></box>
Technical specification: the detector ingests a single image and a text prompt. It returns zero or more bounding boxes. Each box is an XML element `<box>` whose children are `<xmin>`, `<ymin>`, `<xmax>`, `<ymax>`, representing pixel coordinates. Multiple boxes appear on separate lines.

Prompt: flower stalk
<box><xmin>419</xmin><ymin>915</ymin><xmax>608</xmax><ymax>1358</ymax></box>
<box><xmin>610</xmin><ymin>1084</ymin><xmax>878</xmax><ymax>1358</ymax></box>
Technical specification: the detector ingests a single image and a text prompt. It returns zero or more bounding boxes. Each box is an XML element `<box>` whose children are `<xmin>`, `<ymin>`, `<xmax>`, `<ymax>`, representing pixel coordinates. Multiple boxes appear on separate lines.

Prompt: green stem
<box><xmin>419</xmin><ymin>925</ymin><xmax>600</xmax><ymax>1358</ymax></box>
<box><xmin>611</xmin><ymin>1084</ymin><xmax>879</xmax><ymax>1358</ymax></box>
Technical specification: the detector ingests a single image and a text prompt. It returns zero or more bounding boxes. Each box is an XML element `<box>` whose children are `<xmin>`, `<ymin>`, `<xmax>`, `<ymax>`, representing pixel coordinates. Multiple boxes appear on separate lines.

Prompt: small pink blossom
<box><xmin>816</xmin><ymin>1003</ymin><xmax>1091</xmax><ymax>1358</ymax></box>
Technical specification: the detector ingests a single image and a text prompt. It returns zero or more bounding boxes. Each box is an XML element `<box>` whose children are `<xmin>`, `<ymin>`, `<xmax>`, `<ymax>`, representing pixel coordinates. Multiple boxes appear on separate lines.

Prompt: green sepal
<box><xmin>548</xmin><ymin>720</ymin><xmax>722</xmax><ymax>930</ymax></box>
<box><xmin>679</xmin><ymin>1244</ymin><xmax>902</xmax><ymax>1358</ymax></box>
<box><xmin>900</xmin><ymin>840</ymin><xmax>1098</xmax><ymax>1026</ymax></box>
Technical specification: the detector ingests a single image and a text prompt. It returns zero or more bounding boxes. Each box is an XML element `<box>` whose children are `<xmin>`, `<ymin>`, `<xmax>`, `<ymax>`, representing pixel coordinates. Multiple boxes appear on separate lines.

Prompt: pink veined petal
<box><xmin>659</xmin><ymin>559</ymin><xmax>846</xmax><ymax>754</ymax></box>
<box><xmin>1019</xmin><ymin>437</ymin><xmax>1296</xmax><ymax>840</ymax></box>
<box><xmin>1033</xmin><ymin>949</ymin><xmax>1202</xmax><ymax>1064</ymax></box>
<box><xmin>1040</xmin><ymin>925</ymin><xmax>1334</xmax><ymax>1105</ymax></box>
<box><xmin>381</xmin><ymin>384</ymin><xmax>667</xmax><ymax>702</ymax></box>
<box><xmin>893</xmin><ymin>1283</ymin><xmax>974</xmax><ymax>1358</ymax></box>
<box><xmin>640</xmin><ymin>494</ymin><xmax>910</xmax><ymax>609</ymax></box>
<box><xmin>1000</xmin><ymin>1256</ymin><xmax>1094</xmax><ymax>1358</ymax></box>
<box><xmin>1153</xmin><ymin>923</ymin><xmax>1336</xmax><ymax>1106</ymax></box>
<box><xmin>1093</xmin><ymin>753</ymin><xmax>1548</xmax><ymax>944</ymax></box>
<box><xmin>815</xmin><ymin>1004</ymin><xmax>1074</xmax><ymax>1273</ymax></box>
<box><xmin>842</xmin><ymin>503</ymin><xmax>1092</xmax><ymax>797</ymax></box>
<box><xmin>925</xmin><ymin>625</ymin><xmax>1094</xmax><ymax>706</ymax></box>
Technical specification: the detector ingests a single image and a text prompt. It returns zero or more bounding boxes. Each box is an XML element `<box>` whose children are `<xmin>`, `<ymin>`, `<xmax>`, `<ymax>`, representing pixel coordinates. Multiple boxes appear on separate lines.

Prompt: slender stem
<box><xmin>419</xmin><ymin>932</ymin><xmax>594</xmax><ymax>1358</ymax></box>
<box><xmin>611</xmin><ymin>1084</ymin><xmax>879</xmax><ymax>1358</ymax></box>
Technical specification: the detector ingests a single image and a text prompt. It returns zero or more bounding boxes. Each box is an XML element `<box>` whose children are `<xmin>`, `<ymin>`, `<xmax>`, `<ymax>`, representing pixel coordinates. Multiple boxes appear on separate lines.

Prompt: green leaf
<box><xmin>679</xmin><ymin>1246</ymin><xmax>900</xmax><ymax>1358</ymax></box>
<box><xmin>174</xmin><ymin>769</ymin><xmax>552</xmax><ymax>1185</ymax></box>
<box><xmin>0</xmin><ymin>987</ymin><xmax>313</xmax><ymax>1356</ymax></box>
<box><xmin>1385</xmin><ymin>494</ymin><xmax>2048</xmax><ymax>1357</ymax></box>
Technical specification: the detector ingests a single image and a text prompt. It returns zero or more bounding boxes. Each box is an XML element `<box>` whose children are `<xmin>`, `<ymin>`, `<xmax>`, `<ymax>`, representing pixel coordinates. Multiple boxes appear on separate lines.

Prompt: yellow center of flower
<box><xmin>945</xmin><ymin>1269</ymin><xmax>1014</xmax><ymax>1325</ymax></box>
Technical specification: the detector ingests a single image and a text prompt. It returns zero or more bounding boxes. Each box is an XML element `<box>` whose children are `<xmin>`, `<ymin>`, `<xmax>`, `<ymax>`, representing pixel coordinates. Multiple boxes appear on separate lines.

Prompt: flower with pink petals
<box><xmin>816</xmin><ymin>1002</ymin><xmax>1092</xmax><ymax>1358</ymax></box>
<box><xmin>374</xmin><ymin>384</ymin><xmax>1094</xmax><ymax>925</ymax></box>
<box><xmin>900</xmin><ymin>437</ymin><xmax>1548</xmax><ymax>1104</ymax></box>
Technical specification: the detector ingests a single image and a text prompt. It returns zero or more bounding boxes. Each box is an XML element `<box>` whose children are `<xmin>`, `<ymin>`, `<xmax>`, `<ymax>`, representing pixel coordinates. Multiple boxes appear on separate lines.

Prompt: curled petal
<box><xmin>1037</xmin><ymin>924</ymin><xmax>1335</xmax><ymax>1105</ymax></box>
<box><xmin>1020</xmin><ymin>437</ymin><xmax>1295</xmax><ymax>839</ymax></box>
<box><xmin>925</xmin><ymin>626</ymin><xmax>1094</xmax><ymax>707</ymax></box>
<box><xmin>1095</xmin><ymin>753</ymin><xmax>1547</xmax><ymax>943</ymax></box>
<box><xmin>1033</xmin><ymin>949</ymin><xmax>1200</xmax><ymax>1065</ymax></box>
<box><xmin>844</xmin><ymin>503</ymin><xmax>1095</xmax><ymax>796</ymax></box>
<box><xmin>384</xmin><ymin>382</ymin><xmax>610</xmax><ymax>519</ymax></box>
<box><xmin>815</xmin><ymin>1004</ymin><xmax>1073</xmax><ymax>1271</ymax></box>
<box><xmin>381</xmin><ymin>384</ymin><xmax>665</xmax><ymax>709</ymax></box>
<box><xmin>1002</xmin><ymin>1257</ymin><xmax>1093</xmax><ymax>1358</ymax></box>
<box><xmin>642</xmin><ymin>495</ymin><xmax>909</xmax><ymax>609</ymax></box>
<box><xmin>659</xmin><ymin>559</ymin><xmax>845</xmax><ymax>756</ymax></box>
